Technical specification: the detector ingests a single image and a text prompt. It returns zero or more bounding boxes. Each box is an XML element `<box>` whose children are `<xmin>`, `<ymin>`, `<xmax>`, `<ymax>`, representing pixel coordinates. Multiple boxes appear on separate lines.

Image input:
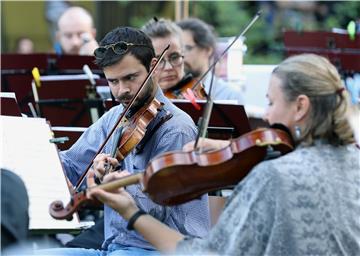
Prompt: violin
<box><xmin>164</xmin><ymin>73</ymin><xmax>206</xmax><ymax>100</ymax></box>
<box><xmin>110</xmin><ymin>98</ymin><xmax>163</xmax><ymax>164</ymax></box>
<box><xmin>49</xmin><ymin>127</ymin><xmax>293</xmax><ymax>220</ymax></box>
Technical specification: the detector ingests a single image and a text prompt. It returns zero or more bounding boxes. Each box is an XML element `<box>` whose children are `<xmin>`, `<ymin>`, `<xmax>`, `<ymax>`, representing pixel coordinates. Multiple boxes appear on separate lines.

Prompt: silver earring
<box><xmin>294</xmin><ymin>126</ymin><xmax>302</xmax><ymax>139</ymax></box>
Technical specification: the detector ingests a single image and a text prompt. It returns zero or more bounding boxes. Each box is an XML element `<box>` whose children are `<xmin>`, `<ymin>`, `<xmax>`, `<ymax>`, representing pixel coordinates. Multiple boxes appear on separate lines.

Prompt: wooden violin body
<box><xmin>143</xmin><ymin>128</ymin><xmax>294</xmax><ymax>205</ymax></box>
<box><xmin>115</xmin><ymin>98</ymin><xmax>162</xmax><ymax>161</ymax></box>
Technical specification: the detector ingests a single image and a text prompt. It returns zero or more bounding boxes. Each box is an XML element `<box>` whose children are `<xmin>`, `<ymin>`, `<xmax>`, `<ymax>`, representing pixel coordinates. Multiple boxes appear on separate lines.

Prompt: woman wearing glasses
<box><xmin>142</xmin><ymin>18</ymin><xmax>196</xmax><ymax>99</ymax></box>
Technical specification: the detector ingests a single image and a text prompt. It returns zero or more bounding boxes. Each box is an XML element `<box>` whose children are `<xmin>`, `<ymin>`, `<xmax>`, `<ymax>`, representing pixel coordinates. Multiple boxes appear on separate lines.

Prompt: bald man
<box><xmin>56</xmin><ymin>6</ymin><xmax>99</xmax><ymax>55</ymax></box>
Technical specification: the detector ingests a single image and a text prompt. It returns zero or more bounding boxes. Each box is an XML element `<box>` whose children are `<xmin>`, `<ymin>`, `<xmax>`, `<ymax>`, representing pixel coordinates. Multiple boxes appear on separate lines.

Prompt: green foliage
<box><xmin>189</xmin><ymin>1</ymin><xmax>280</xmax><ymax>64</ymax></box>
<box><xmin>324</xmin><ymin>1</ymin><xmax>360</xmax><ymax>28</ymax></box>
<box><xmin>186</xmin><ymin>1</ymin><xmax>360</xmax><ymax>64</ymax></box>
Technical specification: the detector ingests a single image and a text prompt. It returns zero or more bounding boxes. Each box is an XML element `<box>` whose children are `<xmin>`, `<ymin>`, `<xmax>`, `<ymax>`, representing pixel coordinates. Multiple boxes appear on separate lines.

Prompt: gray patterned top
<box><xmin>177</xmin><ymin>141</ymin><xmax>360</xmax><ymax>255</ymax></box>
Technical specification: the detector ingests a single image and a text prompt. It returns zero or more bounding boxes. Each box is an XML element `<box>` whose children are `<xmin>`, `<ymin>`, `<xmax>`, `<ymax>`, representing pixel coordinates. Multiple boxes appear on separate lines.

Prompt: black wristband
<box><xmin>126</xmin><ymin>209</ymin><xmax>146</xmax><ymax>230</ymax></box>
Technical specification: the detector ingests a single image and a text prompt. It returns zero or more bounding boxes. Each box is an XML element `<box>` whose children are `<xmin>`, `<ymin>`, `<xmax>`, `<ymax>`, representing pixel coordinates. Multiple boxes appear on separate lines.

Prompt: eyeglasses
<box><xmin>158</xmin><ymin>52</ymin><xmax>184</xmax><ymax>69</ymax></box>
<box><xmin>94</xmin><ymin>41</ymin><xmax>152</xmax><ymax>59</ymax></box>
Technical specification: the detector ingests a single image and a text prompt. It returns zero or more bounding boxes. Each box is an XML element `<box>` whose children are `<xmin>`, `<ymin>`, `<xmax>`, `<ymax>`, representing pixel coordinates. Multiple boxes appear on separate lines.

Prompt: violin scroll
<box><xmin>49</xmin><ymin>190</ymin><xmax>90</xmax><ymax>221</ymax></box>
<box><xmin>49</xmin><ymin>173</ymin><xmax>143</xmax><ymax>220</ymax></box>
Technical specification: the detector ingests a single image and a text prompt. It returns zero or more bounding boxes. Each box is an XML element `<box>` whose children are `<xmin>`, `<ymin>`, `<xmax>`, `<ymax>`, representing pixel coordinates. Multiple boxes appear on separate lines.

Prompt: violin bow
<box><xmin>74</xmin><ymin>44</ymin><xmax>170</xmax><ymax>191</ymax></box>
<box><xmin>194</xmin><ymin>71</ymin><xmax>215</xmax><ymax>151</ymax></box>
<box><xmin>193</xmin><ymin>11</ymin><xmax>262</xmax><ymax>151</ymax></box>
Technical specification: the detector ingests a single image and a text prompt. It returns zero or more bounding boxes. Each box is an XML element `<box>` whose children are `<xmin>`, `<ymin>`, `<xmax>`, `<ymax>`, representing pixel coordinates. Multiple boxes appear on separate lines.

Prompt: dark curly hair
<box><xmin>95</xmin><ymin>27</ymin><xmax>155</xmax><ymax>71</ymax></box>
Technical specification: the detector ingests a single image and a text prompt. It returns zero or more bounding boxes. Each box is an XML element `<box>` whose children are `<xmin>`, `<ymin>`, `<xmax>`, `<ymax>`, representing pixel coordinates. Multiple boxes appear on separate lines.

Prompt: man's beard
<box><xmin>118</xmin><ymin>81</ymin><xmax>154</xmax><ymax>112</ymax></box>
<box><xmin>118</xmin><ymin>94</ymin><xmax>133</xmax><ymax>106</ymax></box>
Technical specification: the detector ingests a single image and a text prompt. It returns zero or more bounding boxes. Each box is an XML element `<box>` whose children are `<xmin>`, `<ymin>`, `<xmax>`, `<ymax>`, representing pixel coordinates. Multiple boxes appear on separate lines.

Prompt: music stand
<box><xmin>283</xmin><ymin>31</ymin><xmax>360</xmax><ymax>72</ymax></box>
<box><xmin>1</xmin><ymin>53</ymin><xmax>103</xmax><ymax>114</ymax></box>
<box><xmin>51</xmin><ymin>126</ymin><xmax>87</xmax><ymax>151</ymax></box>
<box><xmin>0</xmin><ymin>92</ymin><xmax>22</xmax><ymax>117</ymax></box>
<box><xmin>32</xmin><ymin>75</ymin><xmax>104</xmax><ymax>127</ymax></box>
<box><xmin>172</xmin><ymin>99</ymin><xmax>250</xmax><ymax>139</ymax></box>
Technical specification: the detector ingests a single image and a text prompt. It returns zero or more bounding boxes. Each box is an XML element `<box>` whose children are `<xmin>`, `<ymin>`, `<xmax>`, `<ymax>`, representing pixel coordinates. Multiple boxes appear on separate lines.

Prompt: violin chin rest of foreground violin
<box><xmin>142</xmin><ymin>127</ymin><xmax>294</xmax><ymax>206</ymax></box>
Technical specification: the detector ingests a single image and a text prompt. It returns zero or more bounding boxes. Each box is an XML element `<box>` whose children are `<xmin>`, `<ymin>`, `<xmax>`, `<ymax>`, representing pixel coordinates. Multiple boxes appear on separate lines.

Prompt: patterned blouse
<box><xmin>177</xmin><ymin>140</ymin><xmax>360</xmax><ymax>255</ymax></box>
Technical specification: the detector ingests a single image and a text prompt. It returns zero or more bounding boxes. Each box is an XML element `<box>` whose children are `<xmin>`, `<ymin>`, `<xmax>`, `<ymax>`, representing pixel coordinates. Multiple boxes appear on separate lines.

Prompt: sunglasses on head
<box><xmin>94</xmin><ymin>41</ymin><xmax>152</xmax><ymax>59</ymax></box>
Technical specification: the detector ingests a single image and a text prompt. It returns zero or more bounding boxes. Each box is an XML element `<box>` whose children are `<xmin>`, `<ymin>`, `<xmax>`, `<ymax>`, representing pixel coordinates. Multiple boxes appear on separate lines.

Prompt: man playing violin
<box><xmin>177</xmin><ymin>18</ymin><xmax>244</xmax><ymax>104</ymax></box>
<box><xmin>86</xmin><ymin>54</ymin><xmax>359</xmax><ymax>255</ymax></box>
<box><xmin>44</xmin><ymin>27</ymin><xmax>210</xmax><ymax>255</ymax></box>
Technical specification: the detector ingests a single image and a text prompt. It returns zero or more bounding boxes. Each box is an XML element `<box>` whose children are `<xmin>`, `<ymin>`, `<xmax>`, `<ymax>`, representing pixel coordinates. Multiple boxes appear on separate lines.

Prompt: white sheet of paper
<box><xmin>0</xmin><ymin>116</ymin><xmax>89</xmax><ymax>230</ymax></box>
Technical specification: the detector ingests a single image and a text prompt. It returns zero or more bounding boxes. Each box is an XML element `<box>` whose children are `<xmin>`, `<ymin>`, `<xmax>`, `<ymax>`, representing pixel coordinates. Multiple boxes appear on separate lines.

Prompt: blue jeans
<box><xmin>35</xmin><ymin>244</ymin><xmax>160</xmax><ymax>256</ymax></box>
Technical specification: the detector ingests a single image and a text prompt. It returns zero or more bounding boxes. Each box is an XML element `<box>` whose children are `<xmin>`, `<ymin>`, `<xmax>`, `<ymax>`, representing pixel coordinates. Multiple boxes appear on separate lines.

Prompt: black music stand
<box><xmin>173</xmin><ymin>100</ymin><xmax>250</xmax><ymax>139</ymax></box>
<box><xmin>0</xmin><ymin>92</ymin><xmax>22</xmax><ymax>117</ymax></box>
<box><xmin>32</xmin><ymin>75</ymin><xmax>104</xmax><ymax>127</ymax></box>
<box><xmin>283</xmin><ymin>31</ymin><xmax>360</xmax><ymax>72</ymax></box>
<box><xmin>1</xmin><ymin>53</ymin><xmax>103</xmax><ymax>114</ymax></box>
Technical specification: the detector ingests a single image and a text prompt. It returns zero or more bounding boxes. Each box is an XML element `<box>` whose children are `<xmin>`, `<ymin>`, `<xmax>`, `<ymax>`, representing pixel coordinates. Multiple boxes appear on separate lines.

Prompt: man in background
<box><xmin>15</xmin><ymin>37</ymin><xmax>34</xmax><ymax>54</ymax></box>
<box><xmin>177</xmin><ymin>18</ymin><xmax>244</xmax><ymax>104</ymax></box>
<box><xmin>56</xmin><ymin>6</ymin><xmax>98</xmax><ymax>55</ymax></box>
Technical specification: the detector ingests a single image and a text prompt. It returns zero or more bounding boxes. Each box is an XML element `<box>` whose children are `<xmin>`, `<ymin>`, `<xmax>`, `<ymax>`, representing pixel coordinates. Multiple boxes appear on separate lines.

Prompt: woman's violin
<box><xmin>164</xmin><ymin>73</ymin><xmax>206</xmax><ymax>100</ymax></box>
<box><xmin>143</xmin><ymin>127</ymin><xmax>294</xmax><ymax>205</ymax></box>
<box><xmin>49</xmin><ymin>127</ymin><xmax>293</xmax><ymax>220</ymax></box>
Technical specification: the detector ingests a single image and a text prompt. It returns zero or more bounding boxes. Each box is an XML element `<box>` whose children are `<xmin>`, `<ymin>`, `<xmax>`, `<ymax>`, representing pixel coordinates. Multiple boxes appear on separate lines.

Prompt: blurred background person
<box><xmin>15</xmin><ymin>37</ymin><xmax>34</xmax><ymax>54</ymax></box>
<box><xmin>142</xmin><ymin>17</ymin><xmax>194</xmax><ymax>99</ymax></box>
<box><xmin>177</xmin><ymin>18</ymin><xmax>244</xmax><ymax>104</ymax></box>
<box><xmin>55</xmin><ymin>6</ymin><xmax>98</xmax><ymax>55</ymax></box>
<box><xmin>1</xmin><ymin>169</ymin><xmax>61</xmax><ymax>255</ymax></box>
<box><xmin>1</xmin><ymin>169</ymin><xmax>29</xmax><ymax>252</ymax></box>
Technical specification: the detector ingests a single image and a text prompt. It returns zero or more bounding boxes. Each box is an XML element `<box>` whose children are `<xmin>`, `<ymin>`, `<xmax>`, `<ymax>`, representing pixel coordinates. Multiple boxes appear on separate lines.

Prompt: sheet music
<box><xmin>0</xmin><ymin>116</ymin><xmax>90</xmax><ymax>230</ymax></box>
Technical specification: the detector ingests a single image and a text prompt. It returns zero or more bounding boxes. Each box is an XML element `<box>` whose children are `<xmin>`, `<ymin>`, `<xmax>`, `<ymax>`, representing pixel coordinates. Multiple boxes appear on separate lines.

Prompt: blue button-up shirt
<box><xmin>60</xmin><ymin>88</ymin><xmax>210</xmax><ymax>249</ymax></box>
